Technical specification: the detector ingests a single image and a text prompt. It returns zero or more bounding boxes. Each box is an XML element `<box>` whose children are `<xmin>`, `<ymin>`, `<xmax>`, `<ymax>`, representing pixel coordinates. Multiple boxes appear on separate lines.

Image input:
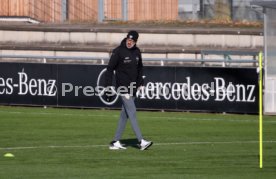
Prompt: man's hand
<box><xmin>104</xmin><ymin>86</ymin><xmax>114</xmax><ymax>102</ymax></box>
<box><xmin>104</xmin><ymin>92</ymin><xmax>111</xmax><ymax>102</ymax></box>
<box><xmin>138</xmin><ymin>86</ymin><xmax>144</xmax><ymax>91</ymax></box>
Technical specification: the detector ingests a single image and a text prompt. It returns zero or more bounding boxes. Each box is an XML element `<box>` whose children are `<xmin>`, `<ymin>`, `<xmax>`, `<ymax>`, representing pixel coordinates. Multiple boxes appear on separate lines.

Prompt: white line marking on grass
<box><xmin>154</xmin><ymin>140</ymin><xmax>276</xmax><ymax>146</ymax></box>
<box><xmin>0</xmin><ymin>144</ymin><xmax>107</xmax><ymax>150</ymax></box>
<box><xmin>0</xmin><ymin>140</ymin><xmax>275</xmax><ymax>150</ymax></box>
<box><xmin>0</xmin><ymin>110</ymin><xmax>118</xmax><ymax>118</ymax></box>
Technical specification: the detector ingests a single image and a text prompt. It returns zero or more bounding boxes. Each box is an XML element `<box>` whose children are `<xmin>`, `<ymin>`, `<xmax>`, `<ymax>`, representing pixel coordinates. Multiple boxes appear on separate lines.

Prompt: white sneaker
<box><xmin>139</xmin><ymin>139</ymin><xmax>153</xmax><ymax>150</ymax></box>
<box><xmin>109</xmin><ymin>141</ymin><xmax>127</xmax><ymax>150</ymax></box>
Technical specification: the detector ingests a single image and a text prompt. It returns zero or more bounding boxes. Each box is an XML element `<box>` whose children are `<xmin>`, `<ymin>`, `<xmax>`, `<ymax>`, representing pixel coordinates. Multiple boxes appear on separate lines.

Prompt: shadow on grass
<box><xmin>120</xmin><ymin>138</ymin><xmax>140</xmax><ymax>149</ymax></box>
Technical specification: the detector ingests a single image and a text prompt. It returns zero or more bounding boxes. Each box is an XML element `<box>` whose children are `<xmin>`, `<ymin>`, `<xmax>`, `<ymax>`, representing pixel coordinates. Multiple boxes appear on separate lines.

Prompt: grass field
<box><xmin>0</xmin><ymin>106</ymin><xmax>275</xmax><ymax>179</ymax></box>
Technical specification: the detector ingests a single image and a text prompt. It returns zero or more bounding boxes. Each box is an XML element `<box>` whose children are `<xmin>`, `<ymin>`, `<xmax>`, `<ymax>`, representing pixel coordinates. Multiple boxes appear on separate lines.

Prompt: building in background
<box><xmin>0</xmin><ymin>0</ymin><xmax>263</xmax><ymax>23</ymax></box>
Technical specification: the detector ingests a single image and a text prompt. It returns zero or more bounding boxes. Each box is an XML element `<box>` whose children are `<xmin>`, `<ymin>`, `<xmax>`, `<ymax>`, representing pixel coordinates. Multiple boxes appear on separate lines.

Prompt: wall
<box><xmin>0</xmin><ymin>0</ymin><xmax>177</xmax><ymax>22</ymax></box>
<box><xmin>128</xmin><ymin>0</ymin><xmax>178</xmax><ymax>21</ymax></box>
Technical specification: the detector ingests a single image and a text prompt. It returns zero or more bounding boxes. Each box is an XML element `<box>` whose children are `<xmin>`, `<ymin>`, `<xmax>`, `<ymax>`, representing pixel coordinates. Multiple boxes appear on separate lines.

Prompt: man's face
<box><xmin>126</xmin><ymin>38</ymin><xmax>136</xmax><ymax>49</ymax></box>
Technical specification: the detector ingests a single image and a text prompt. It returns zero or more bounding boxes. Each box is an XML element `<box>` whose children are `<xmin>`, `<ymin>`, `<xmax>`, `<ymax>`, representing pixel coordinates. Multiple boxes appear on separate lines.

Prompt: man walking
<box><xmin>105</xmin><ymin>30</ymin><xmax>153</xmax><ymax>150</ymax></box>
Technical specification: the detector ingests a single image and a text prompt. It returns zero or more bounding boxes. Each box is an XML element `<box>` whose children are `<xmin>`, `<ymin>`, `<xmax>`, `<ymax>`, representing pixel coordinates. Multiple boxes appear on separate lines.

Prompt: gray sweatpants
<box><xmin>113</xmin><ymin>95</ymin><xmax>143</xmax><ymax>141</ymax></box>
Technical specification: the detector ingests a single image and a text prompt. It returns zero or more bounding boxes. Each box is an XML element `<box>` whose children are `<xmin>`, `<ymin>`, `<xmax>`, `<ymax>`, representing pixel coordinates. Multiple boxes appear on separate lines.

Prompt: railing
<box><xmin>0</xmin><ymin>54</ymin><xmax>259</xmax><ymax>67</ymax></box>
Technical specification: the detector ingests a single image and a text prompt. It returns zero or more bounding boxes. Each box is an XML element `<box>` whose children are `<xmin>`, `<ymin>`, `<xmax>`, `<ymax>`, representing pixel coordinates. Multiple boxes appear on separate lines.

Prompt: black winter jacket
<box><xmin>105</xmin><ymin>38</ymin><xmax>144</xmax><ymax>94</ymax></box>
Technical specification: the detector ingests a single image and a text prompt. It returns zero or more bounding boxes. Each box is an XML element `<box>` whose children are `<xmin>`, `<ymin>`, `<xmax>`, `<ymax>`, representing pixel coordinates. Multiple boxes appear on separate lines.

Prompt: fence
<box><xmin>0</xmin><ymin>53</ymin><xmax>259</xmax><ymax>68</ymax></box>
<box><xmin>0</xmin><ymin>0</ymin><xmax>263</xmax><ymax>23</ymax></box>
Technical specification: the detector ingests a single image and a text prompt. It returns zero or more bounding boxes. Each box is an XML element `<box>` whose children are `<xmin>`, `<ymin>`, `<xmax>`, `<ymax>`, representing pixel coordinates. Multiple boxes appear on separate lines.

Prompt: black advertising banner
<box><xmin>174</xmin><ymin>67</ymin><xmax>258</xmax><ymax>112</ymax></box>
<box><xmin>0</xmin><ymin>63</ymin><xmax>57</xmax><ymax>106</ymax></box>
<box><xmin>57</xmin><ymin>64</ymin><xmax>107</xmax><ymax>108</ymax></box>
<box><xmin>136</xmin><ymin>66</ymin><xmax>177</xmax><ymax>110</ymax></box>
<box><xmin>0</xmin><ymin>63</ymin><xmax>258</xmax><ymax>113</ymax></box>
<box><xmin>136</xmin><ymin>67</ymin><xmax>258</xmax><ymax>113</ymax></box>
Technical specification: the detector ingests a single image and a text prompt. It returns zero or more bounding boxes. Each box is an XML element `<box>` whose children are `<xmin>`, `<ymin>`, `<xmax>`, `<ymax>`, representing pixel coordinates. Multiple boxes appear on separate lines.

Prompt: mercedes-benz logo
<box><xmin>97</xmin><ymin>68</ymin><xmax>119</xmax><ymax>105</ymax></box>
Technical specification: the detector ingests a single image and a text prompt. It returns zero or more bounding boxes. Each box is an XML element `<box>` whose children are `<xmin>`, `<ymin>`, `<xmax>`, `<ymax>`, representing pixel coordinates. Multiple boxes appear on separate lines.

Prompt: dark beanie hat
<box><xmin>127</xmin><ymin>30</ymin><xmax>139</xmax><ymax>42</ymax></box>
